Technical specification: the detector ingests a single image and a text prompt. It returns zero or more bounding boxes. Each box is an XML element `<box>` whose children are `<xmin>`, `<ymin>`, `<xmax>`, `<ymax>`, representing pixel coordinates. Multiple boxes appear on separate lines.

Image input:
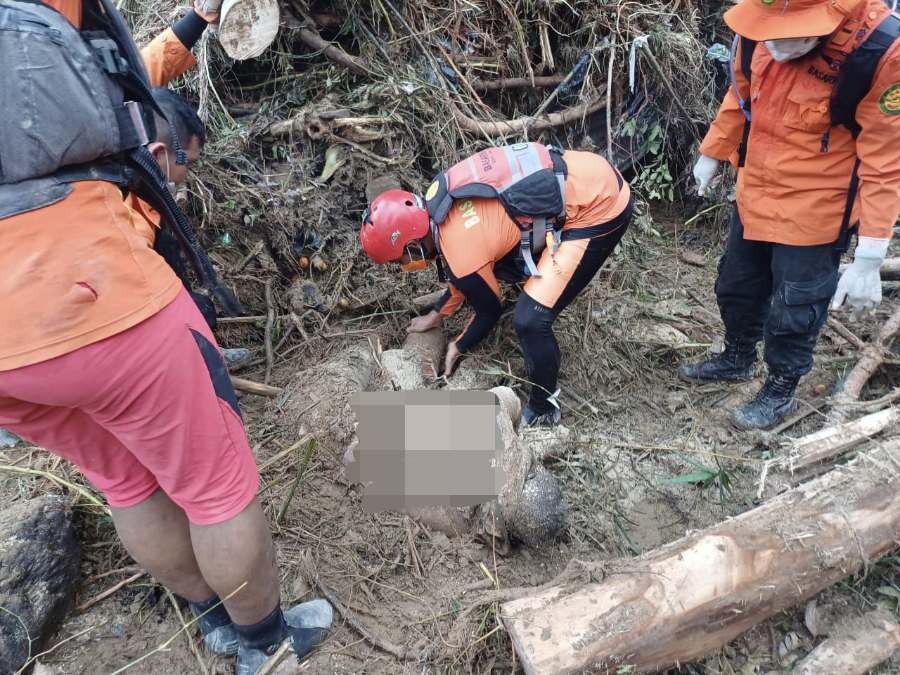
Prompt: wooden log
<box><xmin>231</xmin><ymin>375</ymin><xmax>282</xmax><ymax>398</ymax></box>
<box><xmin>758</xmin><ymin>407</ymin><xmax>900</xmax><ymax>497</ymax></box>
<box><xmin>403</xmin><ymin>329</ymin><xmax>446</xmax><ymax>380</ymax></box>
<box><xmin>501</xmin><ymin>442</ymin><xmax>900</xmax><ymax>675</ymax></box>
<box><xmin>217</xmin><ymin>0</ymin><xmax>280</xmax><ymax>61</ymax></box>
<box><xmin>795</xmin><ymin>609</ymin><xmax>900</xmax><ymax>675</ymax></box>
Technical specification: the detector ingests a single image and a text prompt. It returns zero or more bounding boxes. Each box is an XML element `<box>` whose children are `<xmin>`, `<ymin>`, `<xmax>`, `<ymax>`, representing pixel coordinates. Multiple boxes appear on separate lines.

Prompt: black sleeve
<box><xmin>452</xmin><ymin>271</ymin><xmax>503</xmax><ymax>353</ymax></box>
<box><xmin>432</xmin><ymin>289</ymin><xmax>451</xmax><ymax>313</ymax></box>
<box><xmin>172</xmin><ymin>10</ymin><xmax>208</xmax><ymax>50</ymax></box>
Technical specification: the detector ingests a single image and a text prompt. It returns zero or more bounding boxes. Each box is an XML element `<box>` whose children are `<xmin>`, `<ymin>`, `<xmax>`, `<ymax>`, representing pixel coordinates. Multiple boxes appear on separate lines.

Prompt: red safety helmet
<box><xmin>359</xmin><ymin>190</ymin><xmax>430</xmax><ymax>264</ymax></box>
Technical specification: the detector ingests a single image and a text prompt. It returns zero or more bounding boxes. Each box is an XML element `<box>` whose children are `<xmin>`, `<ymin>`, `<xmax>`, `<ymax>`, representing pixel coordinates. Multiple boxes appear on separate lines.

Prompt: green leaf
<box><xmin>658</xmin><ymin>470</ymin><xmax>716</xmax><ymax>486</ymax></box>
<box><xmin>878</xmin><ymin>586</ymin><xmax>900</xmax><ymax>599</ymax></box>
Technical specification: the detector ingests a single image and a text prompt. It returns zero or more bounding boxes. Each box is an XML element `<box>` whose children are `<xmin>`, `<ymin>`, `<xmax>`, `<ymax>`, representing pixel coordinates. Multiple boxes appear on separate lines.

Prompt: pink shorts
<box><xmin>0</xmin><ymin>288</ymin><xmax>259</xmax><ymax>525</ymax></box>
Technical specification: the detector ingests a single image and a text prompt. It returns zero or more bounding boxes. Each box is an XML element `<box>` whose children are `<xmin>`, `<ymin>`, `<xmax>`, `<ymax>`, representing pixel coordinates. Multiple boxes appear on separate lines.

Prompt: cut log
<box><xmin>758</xmin><ymin>407</ymin><xmax>900</xmax><ymax>498</ymax></box>
<box><xmin>403</xmin><ymin>328</ymin><xmax>446</xmax><ymax>380</ymax></box>
<box><xmin>217</xmin><ymin>0</ymin><xmax>280</xmax><ymax>61</ymax></box>
<box><xmin>501</xmin><ymin>442</ymin><xmax>900</xmax><ymax>675</ymax></box>
<box><xmin>795</xmin><ymin>609</ymin><xmax>900</xmax><ymax>675</ymax></box>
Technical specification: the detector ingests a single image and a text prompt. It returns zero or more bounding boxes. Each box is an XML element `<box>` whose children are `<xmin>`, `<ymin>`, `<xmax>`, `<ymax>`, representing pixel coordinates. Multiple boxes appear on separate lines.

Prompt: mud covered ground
<box><xmin>3</xmin><ymin>205</ymin><xmax>899</xmax><ymax>675</ymax></box>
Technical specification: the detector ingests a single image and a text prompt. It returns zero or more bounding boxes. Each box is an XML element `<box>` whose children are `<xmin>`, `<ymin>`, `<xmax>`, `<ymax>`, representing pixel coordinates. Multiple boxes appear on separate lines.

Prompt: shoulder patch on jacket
<box><xmin>880</xmin><ymin>83</ymin><xmax>900</xmax><ymax>115</ymax></box>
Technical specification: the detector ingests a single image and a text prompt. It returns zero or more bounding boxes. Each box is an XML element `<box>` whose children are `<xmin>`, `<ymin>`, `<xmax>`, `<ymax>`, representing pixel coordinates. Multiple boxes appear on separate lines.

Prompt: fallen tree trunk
<box><xmin>501</xmin><ymin>442</ymin><xmax>900</xmax><ymax>675</ymax></box>
<box><xmin>830</xmin><ymin>302</ymin><xmax>900</xmax><ymax>422</ymax></box>
<box><xmin>758</xmin><ymin>407</ymin><xmax>899</xmax><ymax>498</ymax></box>
<box><xmin>795</xmin><ymin>609</ymin><xmax>900</xmax><ymax>675</ymax></box>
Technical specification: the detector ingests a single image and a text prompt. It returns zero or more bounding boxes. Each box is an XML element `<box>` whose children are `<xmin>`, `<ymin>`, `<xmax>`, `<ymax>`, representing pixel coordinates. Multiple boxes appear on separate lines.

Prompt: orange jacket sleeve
<box><xmin>438</xmin><ymin>283</ymin><xmax>466</xmax><ymax>317</ymax></box>
<box><xmin>854</xmin><ymin>40</ymin><xmax>900</xmax><ymax>241</ymax></box>
<box><xmin>141</xmin><ymin>28</ymin><xmax>197</xmax><ymax>87</ymax></box>
<box><xmin>699</xmin><ymin>40</ymin><xmax>750</xmax><ymax>165</ymax></box>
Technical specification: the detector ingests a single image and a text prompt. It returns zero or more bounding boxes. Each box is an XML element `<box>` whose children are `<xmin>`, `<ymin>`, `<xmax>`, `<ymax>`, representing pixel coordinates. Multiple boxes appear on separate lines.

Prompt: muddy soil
<box><xmin>2</xmin><ymin>212</ymin><xmax>898</xmax><ymax>675</ymax></box>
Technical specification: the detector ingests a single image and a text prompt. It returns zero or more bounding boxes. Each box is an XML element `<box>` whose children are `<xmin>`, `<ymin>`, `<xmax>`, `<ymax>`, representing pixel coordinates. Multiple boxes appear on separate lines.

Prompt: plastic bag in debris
<box><xmin>0</xmin><ymin>428</ymin><xmax>20</xmax><ymax>448</ymax></box>
<box><xmin>705</xmin><ymin>44</ymin><xmax>730</xmax><ymax>63</ymax></box>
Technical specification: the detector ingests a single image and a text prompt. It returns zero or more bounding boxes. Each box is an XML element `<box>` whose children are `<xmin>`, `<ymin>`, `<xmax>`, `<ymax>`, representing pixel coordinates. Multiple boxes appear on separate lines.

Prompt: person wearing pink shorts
<box><xmin>0</xmin><ymin>3</ymin><xmax>331</xmax><ymax>671</ymax></box>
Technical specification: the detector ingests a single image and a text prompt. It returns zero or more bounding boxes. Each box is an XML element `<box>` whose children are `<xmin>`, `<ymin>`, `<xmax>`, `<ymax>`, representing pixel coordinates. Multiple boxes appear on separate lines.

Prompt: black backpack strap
<box><xmin>831</xmin><ymin>13</ymin><xmax>899</xmax><ymax>251</ymax></box>
<box><xmin>127</xmin><ymin>146</ymin><xmax>243</xmax><ymax>316</ymax></box>
<box><xmin>831</xmin><ymin>13</ymin><xmax>900</xmax><ymax>138</ymax></box>
<box><xmin>836</xmin><ymin>158</ymin><xmax>862</xmax><ymax>253</ymax></box>
<box><xmin>734</xmin><ymin>36</ymin><xmax>757</xmax><ymax>168</ymax></box>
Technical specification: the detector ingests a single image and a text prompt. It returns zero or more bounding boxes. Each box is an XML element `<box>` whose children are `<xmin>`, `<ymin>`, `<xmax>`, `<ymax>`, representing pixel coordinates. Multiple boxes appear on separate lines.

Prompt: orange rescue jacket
<box><xmin>0</xmin><ymin>1</ymin><xmax>197</xmax><ymax>371</ymax></box>
<box><xmin>700</xmin><ymin>0</ymin><xmax>900</xmax><ymax>246</ymax></box>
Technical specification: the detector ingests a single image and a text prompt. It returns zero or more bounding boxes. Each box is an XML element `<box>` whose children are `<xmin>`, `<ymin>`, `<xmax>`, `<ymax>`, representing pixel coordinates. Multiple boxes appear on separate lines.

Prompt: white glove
<box><xmin>831</xmin><ymin>237</ymin><xmax>889</xmax><ymax>321</ymax></box>
<box><xmin>693</xmin><ymin>155</ymin><xmax>721</xmax><ymax>196</ymax></box>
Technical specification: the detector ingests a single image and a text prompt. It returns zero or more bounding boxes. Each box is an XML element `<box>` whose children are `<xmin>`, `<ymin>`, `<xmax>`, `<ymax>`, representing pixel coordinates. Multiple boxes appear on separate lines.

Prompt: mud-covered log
<box><xmin>501</xmin><ymin>442</ymin><xmax>900</xmax><ymax>675</ymax></box>
<box><xmin>795</xmin><ymin>609</ymin><xmax>900</xmax><ymax>675</ymax></box>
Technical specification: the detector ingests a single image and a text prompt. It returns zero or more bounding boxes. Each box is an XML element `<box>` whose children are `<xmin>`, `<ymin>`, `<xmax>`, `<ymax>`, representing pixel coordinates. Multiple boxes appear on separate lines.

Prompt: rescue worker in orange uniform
<box><xmin>359</xmin><ymin>147</ymin><xmax>633</xmax><ymax>427</ymax></box>
<box><xmin>0</xmin><ymin>2</ymin><xmax>331</xmax><ymax>672</ymax></box>
<box><xmin>680</xmin><ymin>0</ymin><xmax>900</xmax><ymax>429</ymax></box>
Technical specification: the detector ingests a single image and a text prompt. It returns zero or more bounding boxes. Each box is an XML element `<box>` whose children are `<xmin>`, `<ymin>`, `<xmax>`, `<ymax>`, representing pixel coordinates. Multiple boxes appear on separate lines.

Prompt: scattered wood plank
<box><xmin>795</xmin><ymin>609</ymin><xmax>900</xmax><ymax>675</ymax></box>
<box><xmin>501</xmin><ymin>442</ymin><xmax>900</xmax><ymax>675</ymax></box>
<box><xmin>758</xmin><ymin>407</ymin><xmax>900</xmax><ymax>498</ymax></box>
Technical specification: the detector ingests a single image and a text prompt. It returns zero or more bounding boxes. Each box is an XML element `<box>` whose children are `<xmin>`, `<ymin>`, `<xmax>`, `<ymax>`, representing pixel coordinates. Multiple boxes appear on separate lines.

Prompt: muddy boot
<box><xmin>678</xmin><ymin>340</ymin><xmax>757</xmax><ymax>383</ymax></box>
<box><xmin>731</xmin><ymin>373</ymin><xmax>800</xmax><ymax>430</ymax></box>
<box><xmin>235</xmin><ymin>599</ymin><xmax>332</xmax><ymax>675</ymax></box>
<box><xmin>522</xmin><ymin>403</ymin><xmax>561</xmax><ymax>428</ymax></box>
<box><xmin>189</xmin><ymin>595</ymin><xmax>239</xmax><ymax>656</ymax></box>
<box><xmin>221</xmin><ymin>347</ymin><xmax>252</xmax><ymax>371</ymax></box>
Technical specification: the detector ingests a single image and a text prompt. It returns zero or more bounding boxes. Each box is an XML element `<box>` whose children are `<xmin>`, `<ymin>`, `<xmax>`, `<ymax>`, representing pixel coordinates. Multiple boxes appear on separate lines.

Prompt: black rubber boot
<box><xmin>522</xmin><ymin>403</ymin><xmax>561</xmax><ymax>428</ymax></box>
<box><xmin>235</xmin><ymin>600</ymin><xmax>332</xmax><ymax>675</ymax></box>
<box><xmin>731</xmin><ymin>372</ymin><xmax>800</xmax><ymax>430</ymax></box>
<box><xmin>678</xmin><ymin>340</ymin><xmax>757</xmax><ymax>383</ymax></box>
<box><xmin>188</xmin><ymin>594</ymin><xmax>239</xmax><ymax>656</ymax></box>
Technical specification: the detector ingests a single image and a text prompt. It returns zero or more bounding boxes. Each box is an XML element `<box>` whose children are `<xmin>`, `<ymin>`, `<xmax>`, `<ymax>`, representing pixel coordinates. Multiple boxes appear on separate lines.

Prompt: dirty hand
<box><xmin>444</xmin><ymin>341</ymin><xmax>462</xmax><ymax>377</ymax></box>
<box><xmin>193</xmin><ymin>0</ymin><xmax>220</xmax><ymax>24</ymax></box>
<box><xmin>693</xmin><ymin>155</ymin><xmax>721</xmax><ymax>197</ymax></box>
<box><xmin>407</xmin><ymin>310</ymin><xmax>442</xmax><ymax>333</ymax></box>
<box><xmin>830</xmin><ymin>237</ymin><xmax>888</xmax><ymax>321</ymax></box>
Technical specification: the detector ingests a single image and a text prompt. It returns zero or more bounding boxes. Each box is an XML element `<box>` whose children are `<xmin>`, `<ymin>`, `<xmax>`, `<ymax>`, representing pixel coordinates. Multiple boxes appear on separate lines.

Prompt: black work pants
<box><xmin>513</xmin><ymin>200</ymin><xmax>633</xmax><ymax>414</ymax></box>
<box><xmin>715</xmin><ymin>207</ymin><xmax>840</xmax><ymax>378</ymax></box>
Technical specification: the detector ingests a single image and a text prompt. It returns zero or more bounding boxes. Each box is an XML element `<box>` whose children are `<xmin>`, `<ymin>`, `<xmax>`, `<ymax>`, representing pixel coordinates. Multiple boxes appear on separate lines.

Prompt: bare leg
<box><xmin>189</xmin><ymin>498</ymin><xmax>281</xmax><ymax>625</ymax></box>
<box><xmin>110</xmin><ymin>489</ymin><xmax>214</xmax><ymax>602</ymax></box>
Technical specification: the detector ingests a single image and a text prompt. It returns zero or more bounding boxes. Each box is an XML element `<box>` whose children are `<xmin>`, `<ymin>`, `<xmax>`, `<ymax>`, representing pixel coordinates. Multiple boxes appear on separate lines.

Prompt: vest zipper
<box><xmin>820</xmin><ymin>130</ymin><xmax>830</xmax><ymax>153</ymax></box>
